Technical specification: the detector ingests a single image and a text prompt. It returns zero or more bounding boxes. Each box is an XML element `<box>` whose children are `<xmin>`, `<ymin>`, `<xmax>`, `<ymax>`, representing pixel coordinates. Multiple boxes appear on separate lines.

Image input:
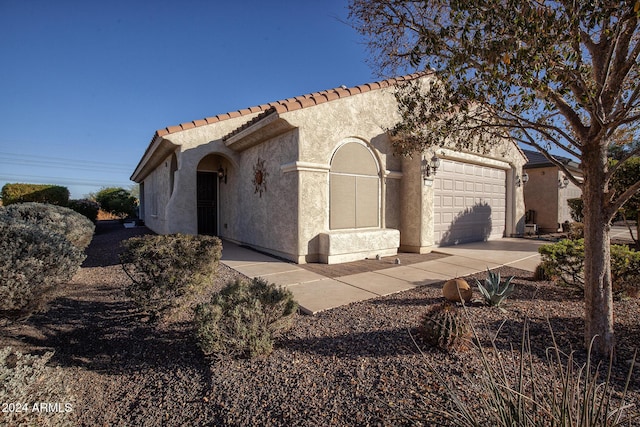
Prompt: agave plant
<box><xmin>475</xmin><ymin>269</ymin><xmax>515</xmax><ymax>307</ymax></box>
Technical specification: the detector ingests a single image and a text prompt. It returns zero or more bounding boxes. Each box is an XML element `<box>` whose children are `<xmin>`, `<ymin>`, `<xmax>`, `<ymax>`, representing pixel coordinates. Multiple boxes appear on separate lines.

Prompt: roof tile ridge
<box><xmin>222</xmin><ymin>106</ymin><xmax>279</xmax><ymax>141</ymax></box>
<box><xmin>156</xmin><ymin>73</ymin><xmax>425</xmax><ymax>137</ymax></box>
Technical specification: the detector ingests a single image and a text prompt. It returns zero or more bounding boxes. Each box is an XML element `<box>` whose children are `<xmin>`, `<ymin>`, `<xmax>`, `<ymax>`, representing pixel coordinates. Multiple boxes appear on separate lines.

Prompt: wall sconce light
<box><xmin>217</xmin><ymin>166</ymin><xmax>227</xmax><ymax>184</ymax></box>
<box><xmin>558</xmin><ymin>175</ymin><xmax>569</xmax><ymax>188</ymax></box>
<box><xmin>422</xmin><ymin>153</ymin><xmax>441</xmax><ymax>184</ymax></box>
<box><xmin>516</xmin><ymin>172</ymin><xmax>529</xmax><ymax>187</ymax></box>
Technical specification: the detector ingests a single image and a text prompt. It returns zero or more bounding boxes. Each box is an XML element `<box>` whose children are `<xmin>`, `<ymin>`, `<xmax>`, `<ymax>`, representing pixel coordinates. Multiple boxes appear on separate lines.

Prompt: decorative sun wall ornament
<box><xmin>252</xmin><ymin>157</ymin><xmax>268</xmax><ymax>197</ymax></box>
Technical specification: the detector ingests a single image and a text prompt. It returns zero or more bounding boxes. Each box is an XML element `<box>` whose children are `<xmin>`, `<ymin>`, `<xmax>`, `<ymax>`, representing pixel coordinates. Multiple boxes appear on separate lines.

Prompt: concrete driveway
<box><xmin>434</xmin><ymin>238</ymin><xmax>546</xmax><ymax>272</ymax></box>
<box><xmin>221</xmin><ymin>238</ymin><xmax>546</xmax><ymax>315</ymax></box>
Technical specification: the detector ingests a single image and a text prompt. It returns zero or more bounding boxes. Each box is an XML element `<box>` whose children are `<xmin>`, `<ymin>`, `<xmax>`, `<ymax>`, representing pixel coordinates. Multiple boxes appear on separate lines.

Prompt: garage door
<box><xmin>434</xmin><ymin>159</ymin><xmax>506</xmax><ymax>246</ymax></box>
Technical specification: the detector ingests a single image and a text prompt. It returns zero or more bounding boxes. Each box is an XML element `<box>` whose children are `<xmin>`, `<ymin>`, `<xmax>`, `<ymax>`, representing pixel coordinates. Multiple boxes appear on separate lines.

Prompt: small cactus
<box><xmin>418</xmin><ymin>302</ymin><xmax>471</xmax><ymax>351</ymax></box>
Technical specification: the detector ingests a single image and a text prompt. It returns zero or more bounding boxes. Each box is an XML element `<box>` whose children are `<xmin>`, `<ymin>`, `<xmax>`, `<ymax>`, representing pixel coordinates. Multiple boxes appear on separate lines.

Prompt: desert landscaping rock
<box><xmin>1</xmin><ymin>221</ymin><xmax>638</xmax><ymax>426</ymax></box>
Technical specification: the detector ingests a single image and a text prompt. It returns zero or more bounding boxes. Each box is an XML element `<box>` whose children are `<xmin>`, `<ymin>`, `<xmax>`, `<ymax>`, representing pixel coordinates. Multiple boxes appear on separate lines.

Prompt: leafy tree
<box><xmin>95</xmin><ymin>187</ymin><xmax>137</xmax><ymax>219</ymax></box>
<box><xmin>348</xmin><ymin>0</ymin><xmax>640</xmax><ymax>356</ymax></box>
<box><xmin>608</xmin><ymin>129</ymin><xmax>640</xmax><ymax>161</ymax></box>
<box><xmin>611</xmin><ymin>156</ymin><xmax>640</xmax><ymax>247</ymax></box>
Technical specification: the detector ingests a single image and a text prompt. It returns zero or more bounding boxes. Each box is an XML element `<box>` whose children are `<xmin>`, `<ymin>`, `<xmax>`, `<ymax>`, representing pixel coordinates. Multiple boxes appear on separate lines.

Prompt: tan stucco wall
<box><xmin>524</xmin><ymin>166</ymin><xmax>561</xmax><ymax>232</ymax></box>
<box><xmin>558</xmin><ymin>177</ymin><xmax>582</xmax><ymax>226</ymax></box>
<box><xmin>141</xmin><ymin>151</ymin><xmax>179</xmax><ymax>234</ymax></box>
<box><xmin>140</xmin><ymin>112</ymin><xmax>301</xmax><ymax>260</ymax></box>
<box><xmin>141</xmin><ymin>114</ymin><xmax>257</xmax><ymax>235</ymax></box>
<box><xmin>524</xmin><ymin>167</ymin><xmax>582</xmax><ymax>232</ymax></box>
<box><xmin>400</xmin><ymin>155</ymin><xmax>435</xmax><ymax>252</ymax></box>
<box><xmin>230</xmin><ymin>130</ymin><xmax>299</xmax><ymax>258</ymax></box>
<box><xmin>276</xmin><ymin>87</ymin><xmax>404</xmax><ymax>262</ymax></box>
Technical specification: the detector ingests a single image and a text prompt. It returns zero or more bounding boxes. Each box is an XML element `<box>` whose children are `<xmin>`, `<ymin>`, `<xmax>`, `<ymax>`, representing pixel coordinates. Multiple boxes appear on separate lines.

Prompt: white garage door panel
<box><xmin>434</xmin><ymin>159</ymin><xmax>506</xmax><ymax>246</ymax></box>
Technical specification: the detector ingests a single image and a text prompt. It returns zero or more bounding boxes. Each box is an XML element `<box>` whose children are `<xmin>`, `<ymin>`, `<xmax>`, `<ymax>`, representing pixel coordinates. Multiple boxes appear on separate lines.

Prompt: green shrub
<box><xmin>567</xmin><ymin>197</ymin><xmax>584</xmax><ymax>222</ymax></box>
<box><xmin>0</xmin><ymin>347</ymin><xmax>76</xmax><ymax>427</ymax></box>
<box><xmin>538</xmin><ymin>239</ymin><xmax>585</xmax><ymax>290</ymax></box>
<box><xmin>95</xmin><ymin>187</ymin><xmax>137</xmax><ymax>218</ymax></box>
<box><xmin>194</xmin><ymin>278</ymin><xmax>298</xmax><ymax>359</ymax></box>
<box><xmin>0</xmin><ymin>218</ymin><xmax>86</xmax><ymax>320</ymax></box>
<box><xmin>611</xmin><ymin>244</ymin><xmax>640</xmax><ymax>296</ymax></box>
<box><xmin>67</xmin><ymin>199</ymin><xmax>100</xmax><ymax>222</ymax></box>
<box><xmin>0</xmin><ymin>202</ymin><xmax>95</xmax><ymax>249</ymax></box>
<box><xmin>539</xmin><ymin>239</ymin><xmax>639</xmax><ymax>296</ymax></box>
<box><xmin>1</xmin><ymin>183</ymin><xmax>69</xmax><ymax>206</ymax></box>
<box><xmin>120</xmin><ymin>234</ymin><xmax>222</xmax><ymax>320</ymax></box>
<box><xmin>568</xmin><ymin>221</ymin><xmax>584</xmax><ymax>240</ymax></box>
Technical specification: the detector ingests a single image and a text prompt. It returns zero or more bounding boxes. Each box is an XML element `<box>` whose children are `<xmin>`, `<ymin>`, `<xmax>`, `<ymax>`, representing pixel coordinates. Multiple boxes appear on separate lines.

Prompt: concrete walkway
<box><xmin>220</xmin><ymin>238</ymin><xmax>547</xmax><ymax>314</ymax></box>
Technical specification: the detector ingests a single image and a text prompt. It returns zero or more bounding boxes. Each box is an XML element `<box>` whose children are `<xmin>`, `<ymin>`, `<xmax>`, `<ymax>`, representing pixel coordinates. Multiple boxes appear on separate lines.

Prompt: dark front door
<box><xmin>197</xmin><ymin>171</ymin><xmax>217</xmax><ymax>235</ymax></box>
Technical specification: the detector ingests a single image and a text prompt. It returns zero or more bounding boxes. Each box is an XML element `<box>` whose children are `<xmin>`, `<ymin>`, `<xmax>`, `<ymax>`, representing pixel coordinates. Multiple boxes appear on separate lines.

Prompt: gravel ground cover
<box><xmin>1</xmin><ymin>221</ymin><xmax>638</xmax><ymax>426</ymax></box>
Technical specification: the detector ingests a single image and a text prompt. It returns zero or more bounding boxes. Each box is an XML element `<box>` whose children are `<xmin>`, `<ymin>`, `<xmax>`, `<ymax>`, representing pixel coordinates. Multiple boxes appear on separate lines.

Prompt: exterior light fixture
<box><xmin>217</xmin><ymin>166</ymin><xmax>227</xmax><ymax>184</ymax></box>
<box><xmin>516</xmin><ymin>172</ymin><xmax>529</xmax><ymax>187</ymax></box>
<box><xmin>558</xmin><ymin>175</ymin><xmax>569</xmax><ymax>188</ymax></box>
<box><xmin>422</xmin><ymin>153</ymin><xmax>441</xmax><ymax>185</ymax></box>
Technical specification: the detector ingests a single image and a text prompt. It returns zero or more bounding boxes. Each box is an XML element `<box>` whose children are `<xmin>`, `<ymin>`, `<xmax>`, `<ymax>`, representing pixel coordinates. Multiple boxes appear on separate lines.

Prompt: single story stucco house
<box><xmin>131</xmin><ymin>74</ymin><xmax>527</xmax><ymax>264</ymax></box>
<box><xmin>522</xmin><ymin>149</ymin><xmax>582</xmax><ymax>233</ymax></box>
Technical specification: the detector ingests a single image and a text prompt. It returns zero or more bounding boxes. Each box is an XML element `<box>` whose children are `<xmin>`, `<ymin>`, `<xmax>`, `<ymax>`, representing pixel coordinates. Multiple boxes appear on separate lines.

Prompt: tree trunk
<box><xmin>582</xmin><ymin>146</ymin><xmax>615</xmax><ymax>358</ymax></box>
<box><xmin>636</xmin><ymin>212</ymin><xmax>639</xmax><ymax>249</ymax></box>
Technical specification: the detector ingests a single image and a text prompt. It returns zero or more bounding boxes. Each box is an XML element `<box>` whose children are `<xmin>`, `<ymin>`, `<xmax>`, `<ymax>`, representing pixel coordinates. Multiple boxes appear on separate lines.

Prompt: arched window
<box><xmin>329</xmin><ymin>141</ymin><xmax>380</xmax><ymax>229</ymax></box>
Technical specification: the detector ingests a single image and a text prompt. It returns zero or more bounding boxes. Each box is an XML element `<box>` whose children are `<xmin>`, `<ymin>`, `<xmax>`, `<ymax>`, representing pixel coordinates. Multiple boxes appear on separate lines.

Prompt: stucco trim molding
<box><xmin>280</xmin><ymin>161</ymin><xmax>330</xmax><ymax>174</ymax></box>
<box><xmin>131</xmin><ymin>136</ymin><xmax>179</xmax><ymax>182</ymax></box>
<box><xmin>384</xmin><ymin>170</ymin><xmax>403</xmax><ymax>179</ymax></box>
<box><xmin>438</xmin><ymin>148</ymin><xmax>513</xmax><ymax>170</ymax></box>
<box><xmin>318</xmin><ymin>228</ymin><xmax>400</xmax><ymax>264</ymax></box>
<box><xmin>224</xmin><ymin>111</ymin><xmax>296</xmax><ymax>152</ymax></box>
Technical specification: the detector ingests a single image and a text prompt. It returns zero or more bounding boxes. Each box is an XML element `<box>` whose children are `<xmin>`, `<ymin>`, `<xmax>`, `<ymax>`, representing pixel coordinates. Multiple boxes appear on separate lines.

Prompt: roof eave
<box><xmin>223</xmin><ymin>107</ymin><xmax>296</xmax><ymax>152</ymax></box>
<box><xmin>130</xmin><ymin>133</ymin><xmax>179</xmax><ymax>182</ymax></box>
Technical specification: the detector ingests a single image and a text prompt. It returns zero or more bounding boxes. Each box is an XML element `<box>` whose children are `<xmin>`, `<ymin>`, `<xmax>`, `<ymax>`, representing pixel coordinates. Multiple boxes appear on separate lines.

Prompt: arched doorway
<box><xmin>196</xmin><ymin>154</ymin><xmax>224</xmax><ymax>235</ymax></box>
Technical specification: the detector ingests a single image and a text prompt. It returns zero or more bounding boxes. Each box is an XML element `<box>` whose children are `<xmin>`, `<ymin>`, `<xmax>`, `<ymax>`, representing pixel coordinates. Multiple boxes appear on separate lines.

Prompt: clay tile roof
<box><xmin>286</xmin><ymin>100</ymin><xmax>303</xmax><ymax>112</ymax></box>
<box><xmin>152</xmin><ymin>73</ymin><xmax>426</xmax><ymax>139</ymax></box>
<box><xmin>275</xmin><ymin>104</ymin><xmax>290</xmax><ymax>114</ymax></box>
<box><xmin>324</xmin><ymin>91</ymin><xmax>340</xmax><ymax>101</ymax></box>
<box><xmin>299</xmin><ymin>97</ymin><xmax>317</xmax><ymax>108</ymax></box>
<box><xmin>334</xmin><ymin>87</ymin><xmax>350</xmax><ymax>97</ymax></box>
<box><xmin>316</xmin><ymin>93</ymin><xmax>329</xmax><ymax>102</ymax></box>
<box><xmin>166</xmin><ymin>125</ymin><xmax>183</xmax><ymax>133</ymax></box>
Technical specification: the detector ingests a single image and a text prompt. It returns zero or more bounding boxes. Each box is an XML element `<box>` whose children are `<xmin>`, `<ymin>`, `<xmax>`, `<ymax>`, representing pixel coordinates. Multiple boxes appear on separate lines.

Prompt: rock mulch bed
<box><xmin>1</xmin><ymin>221</ymin><xmax>638</xmax><ymax>426</ymax></box>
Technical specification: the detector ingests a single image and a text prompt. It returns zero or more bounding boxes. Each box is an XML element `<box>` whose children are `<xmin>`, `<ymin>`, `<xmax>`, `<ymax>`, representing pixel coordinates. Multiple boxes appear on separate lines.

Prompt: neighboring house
<box><xmin>522</xmin><ymin>149</ymin><xmax>583</xmax><ymax>233</ymax></box>
<box><xmin>131</xmin><ymin>74</ymin><xmax>527</xmax><ymax>264</ymax></box>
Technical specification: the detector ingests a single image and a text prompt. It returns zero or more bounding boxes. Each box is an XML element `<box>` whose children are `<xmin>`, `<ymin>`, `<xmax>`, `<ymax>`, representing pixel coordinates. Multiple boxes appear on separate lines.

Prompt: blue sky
<box><xmin>0</xmin><ymin>0</ymin><xmax>376</xmax><ymax>199</ymax></box>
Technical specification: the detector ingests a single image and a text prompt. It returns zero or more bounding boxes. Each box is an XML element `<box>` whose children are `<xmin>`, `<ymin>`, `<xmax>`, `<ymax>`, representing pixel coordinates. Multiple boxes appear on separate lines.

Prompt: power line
<box><xmin>0</xmin><ymin>151</ymin><xmax>134</xmax><ymax>167</ymax></box>
<box><xmin>0</xmin><ymin>152</ymin><xmax>134</xmax><ymax>170</ymax></box>
<box><xmin>0</xmin><ymin>158</ymin><xmax>132</xmax><ymax>173</ymax></box>
<box><xmin>0</xmin><ymin>173</ymin><xmax>133</xmax><ymax>188</ymax></box>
